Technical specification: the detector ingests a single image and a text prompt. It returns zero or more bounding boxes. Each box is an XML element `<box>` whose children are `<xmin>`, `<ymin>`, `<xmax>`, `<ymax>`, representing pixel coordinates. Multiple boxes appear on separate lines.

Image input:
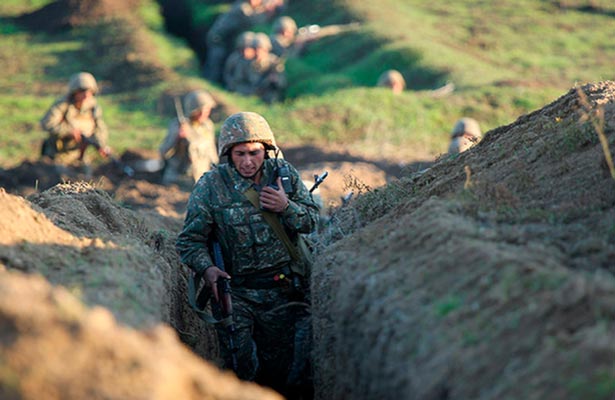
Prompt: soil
<box><xmin>2</xmin><ymin>1</ymin><xmax>615</xmax><ymax>399</ymax></box>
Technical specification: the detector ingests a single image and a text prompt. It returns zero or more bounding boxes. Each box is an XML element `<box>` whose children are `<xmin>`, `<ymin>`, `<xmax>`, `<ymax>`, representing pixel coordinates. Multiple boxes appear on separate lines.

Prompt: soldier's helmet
<box><xmin>68</xmin><ymin>72</ymin><xmax>99</xmax><ymax>95</ymax></box>
<box><xmin>183</xmin><ymin>90</ymin><xmax>217</xmax><ymax>116</ymax></box>
<box><xmin>236</xmin><ymin>31</ymin><xmax>256</xmax><ymax>50</ymax></box>
<box><xmin>377</xmin><ymin>69</ymin><xmax>406</xmax><ymax>90</ymax></box>
<box><xmin>451</xmin><ymin>117</ymin><xmax>482</xmax><ymax>139</ymax></box>
<box><xmin>218</xmin><ymin>112</ymin><xmax>278</xmax><ymax>157</ymax></box>
<box><xmin>273</xmin><ymin>16</ymin><xmax>297</xmax><ymax>35</ymax></box>
<box><xmin>253</xmin><ymin>32</ymin><xmax>272</xmax><ymax>51</ymax></box>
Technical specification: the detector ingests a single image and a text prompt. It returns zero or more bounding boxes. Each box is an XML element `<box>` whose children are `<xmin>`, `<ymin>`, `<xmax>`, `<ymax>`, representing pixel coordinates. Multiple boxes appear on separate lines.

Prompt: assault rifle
<box><xmin>309</xmin><ymin>171</ymin><xmax>328</xmax><ymax>193</ymax></box>
<box><xmin>289</xmin><ymin>22</ymin><xmax>361</xmax><ymax>57</ymax></box>
<box><xmin>212</xmin><ymin>241</ymin><xmax>238</xmax><ymax>371</ymax></box>
<box><xmin>79</xmin><ymin>135</ymin><xmax>135</xmax><ymax>177</ymax></box>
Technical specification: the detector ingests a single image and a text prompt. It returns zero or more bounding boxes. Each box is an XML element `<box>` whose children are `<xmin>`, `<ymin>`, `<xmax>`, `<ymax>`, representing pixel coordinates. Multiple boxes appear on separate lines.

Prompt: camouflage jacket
<box><xmin>159</xmin><ymin>119</ymin><xmax>218</xmax><ymax>170</ymax></box>
<box><xmin>206</xmin><ymin>1</ymin><xmax>264</xmax><ymax>47</ymax></box>
<box><xmin>223</xmin><ymin>52</ymin><xmax>253</xmax><ymax>94</ymax></box>
<box><xmin>40</xmin><ymin>96</ymin><xmax>108</xmax><ymax>147</ymax></box>
<box><xmin>177</xmin><ymin>158</ymin><xmax>319</xmax><ymax>277</ymax></box>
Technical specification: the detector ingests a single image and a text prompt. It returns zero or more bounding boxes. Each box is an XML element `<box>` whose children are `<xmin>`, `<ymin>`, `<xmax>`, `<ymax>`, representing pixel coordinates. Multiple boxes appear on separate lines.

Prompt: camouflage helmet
<box><xmin>218</xmin><ymin>112</ymin><xmax>277</xmax><ymax>157</ymax></box>
<box><xmin>451</xmin><ymin>117</ymin><xmax>482</xmax><ymax>139</ymax></box>
<box><xmin>236</xmin><ymin>31</ymin><xmax>256</xmax><ymax>50</ymax></box>
<box><xmin>377</xmin><ymin>69</ymin><xmax>406</xmax><ymax>89</ymax></box>
<box><xmin>183</xmin><ymin>90</ymin><xmax>216</xmax><ymax>116</ymax></box>
<box><xmin>68</xmin><ymin>72</ymin><xmax>99</xmax><ymax>95</ymax></box>
<box><xmin>253</xmin><ymin>32</ymin><xmax>272</xmax><ymax>51</ymax></box>
<box><xmin>272</xmin><ymin>16</ymin><xmax>297</xmax><ymax>34</ymax></box>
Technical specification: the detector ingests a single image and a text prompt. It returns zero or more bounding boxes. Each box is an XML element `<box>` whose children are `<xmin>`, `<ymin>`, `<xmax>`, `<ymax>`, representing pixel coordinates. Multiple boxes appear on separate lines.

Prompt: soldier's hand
<box><xmin>205</xmin><ymin>266</ymin><xmax>231</xmax><ymax>301</ymax></box>
<box><xmin>178</xmin><ymin>123</ymin><xmax>189</xmax><ymax>139</ymax></box>
<box><xmin>260</xmin><ymin>177</ymin><xmax>289</xmax><ymax>213</ymax></box>
<box><xmin>98</xmin><ymin>146</ymin><xmax>111</xmax><ymax>158</ymax></box>
<box><xmin>72</xmin><ymin>129</ymin><xmax>82</xmax><ymax>143</ymax></box>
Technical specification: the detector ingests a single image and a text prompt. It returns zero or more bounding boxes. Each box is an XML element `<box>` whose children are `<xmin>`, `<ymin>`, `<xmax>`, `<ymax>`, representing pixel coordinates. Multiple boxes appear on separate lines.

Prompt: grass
<box><xmin>0</xmin><ymin>0</ymin><xmax>613</xmax><ymax>169</ymax></box>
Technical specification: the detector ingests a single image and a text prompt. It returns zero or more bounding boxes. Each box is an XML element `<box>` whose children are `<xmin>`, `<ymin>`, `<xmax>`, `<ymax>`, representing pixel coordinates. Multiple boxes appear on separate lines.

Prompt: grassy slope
<box><xmin>0</xmin><ymin>0</ymin><xmax>613</xmax><ymax>167</ymax></box>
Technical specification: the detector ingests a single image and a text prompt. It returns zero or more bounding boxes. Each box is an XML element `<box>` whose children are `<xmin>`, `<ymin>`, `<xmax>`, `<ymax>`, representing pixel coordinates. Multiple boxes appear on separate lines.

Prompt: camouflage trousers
<box><xmin>215</xmin><ymin>284</ymin><xmax>312</xmax><ymax>395</ymax></box>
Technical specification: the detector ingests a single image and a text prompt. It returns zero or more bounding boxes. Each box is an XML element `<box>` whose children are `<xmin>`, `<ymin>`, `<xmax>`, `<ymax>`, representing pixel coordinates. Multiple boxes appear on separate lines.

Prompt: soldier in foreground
<box><xmin>377</xmin><ymin>69</ymin><xmax>406</xmax><ymax>94</ymax></box>
<box><xmin>40</xmin><ymin>72</ymin><xmax>110</xmax><ymax>163</ymax></box>
<box><xmin>177</xmin><ymin>112</ymin><xmax>319</xmax><ymax>398</ymax></box>
<box><xmin>448</xmin><ymin>117</ymin><xmax>482</xmax><ymax>154</ymax></box>
<box><xmin>159</xmin><ymin>90</ymin><xmax>219</xmax><ymax>185</ymax></box>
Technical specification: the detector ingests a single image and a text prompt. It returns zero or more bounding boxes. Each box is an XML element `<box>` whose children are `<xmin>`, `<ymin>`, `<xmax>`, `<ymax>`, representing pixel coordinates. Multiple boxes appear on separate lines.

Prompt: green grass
<box><xmin>0</xmin><ymin>0</ymin><xmax>613</xmax><ymax>167</ymax></box>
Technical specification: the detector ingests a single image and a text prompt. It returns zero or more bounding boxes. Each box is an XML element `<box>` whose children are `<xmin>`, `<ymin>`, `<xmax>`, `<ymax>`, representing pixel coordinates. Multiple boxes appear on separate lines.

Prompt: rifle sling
<box><xmin>243</xmin><ymin>187</ymin><xmax>304</xmax><ymax>275</ymax></box>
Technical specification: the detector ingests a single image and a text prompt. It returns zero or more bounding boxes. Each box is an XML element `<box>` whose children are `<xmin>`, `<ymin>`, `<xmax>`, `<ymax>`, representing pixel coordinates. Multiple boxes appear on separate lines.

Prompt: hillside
<box><xmin>0</xmin><ymin>0</ymin><xmax>614</xmax><ymax>399</ymax></box>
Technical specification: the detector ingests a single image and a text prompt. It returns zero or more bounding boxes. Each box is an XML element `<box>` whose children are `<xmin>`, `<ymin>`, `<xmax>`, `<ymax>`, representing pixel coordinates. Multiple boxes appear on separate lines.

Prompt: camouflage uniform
<box><xmin>159</xmin><ymin>91</ymin><xmax>219</xmax><ymax>184</ymax></box>
<box><xmin>223</xmin><ymin>31</ymin><xmax>256</xmax><ymax>93</ymax></box>
<box><xmin>204</xmin><ymin>1</ymin><xmax>270</xmax><ymax>83</ymax></box>
<box><xmin>40</xmin><ymin>72</ymin><xmax>108</xmax><ymax>162</ymax></box>
<box><xmin>176</xmin><ymin>112</ymin><xmax>319</xmax><ymax>394</ymax></box>
<box><xmin>448</xmin><ymin>117</ymin><xmax>482</xmax><ymax>154</ymax></box>
<box><xmin>270</xmin><ymin>16</ymin><xmax>297</xmax><ymax>57</ymax></box>
<box><xmin>247</xmin><ymin>33</ymin><xmax>287</xmax><ymax>103</ymax></box>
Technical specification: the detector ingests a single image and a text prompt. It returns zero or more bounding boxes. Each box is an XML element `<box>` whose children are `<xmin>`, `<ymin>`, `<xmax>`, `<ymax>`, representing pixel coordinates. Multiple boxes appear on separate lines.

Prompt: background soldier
<box><xmin>377</xmin><ymin>69</ymin><xmax>406</xmax><ymax>94</ymax></box>
<box><xmin>248</xmin><ymin>33</ymin><xmax>287</xmax><ymax>103</ymax></box>
<box><xmin>204</xmin><ymin>0</ymin><xmax>284</xmax><ymax>84</ymax></box>
<box><xmin>448</xmin><ymin>117</ymin><xmax>482</xmax><ymax>154</ymax></box>
<box><xmin>159</xmin><ymin>90</ymin><xmax>218</xmax><ymax>185</ymax></box>
<box><xmin>270</xmin><ymin>16</ymin><xmax>298</xmax><ymax>57</ymax></box>
<box><xmin>40</xmin><ymin>72</ymin><xmax>110</xmax><ymax>163</ymax></box>
<box><xmin>176</xmin><ymin>112</ymin><xmax>319</xmax><ymax>398</ymax></box>
<box><xmin>223</xmin><ymin>31</ymin><xmax>256</xmax><ymax>93</ymax></box>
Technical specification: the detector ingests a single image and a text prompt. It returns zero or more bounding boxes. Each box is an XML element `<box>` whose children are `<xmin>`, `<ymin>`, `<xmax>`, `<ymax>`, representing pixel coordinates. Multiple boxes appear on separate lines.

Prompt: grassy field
<box><xmin>0</xmin><ymin>0</ymin><xmax>613</xmax><ymax>167</ymax></box>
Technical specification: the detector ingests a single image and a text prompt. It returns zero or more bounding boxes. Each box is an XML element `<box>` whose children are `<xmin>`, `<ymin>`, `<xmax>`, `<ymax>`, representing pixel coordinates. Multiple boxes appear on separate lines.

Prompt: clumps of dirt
<box><xmin>15</xmin><ymin>0</ymin><xmax>141</xmax><ymax>32</ymax></box>
<box><xmin>311</xmin><ymin>81</ymin><xmax>615</xmax><ymax>399</ymax></box>
<box><xmin>0</xmin><ymin>268</ymin><xmax>282</xmax><ymax>400</ymax></box>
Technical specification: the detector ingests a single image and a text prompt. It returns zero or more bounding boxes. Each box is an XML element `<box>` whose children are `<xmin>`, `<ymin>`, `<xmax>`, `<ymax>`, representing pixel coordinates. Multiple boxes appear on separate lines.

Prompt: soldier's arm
<box><xmin>159</xmin><ymin>120</ymin><xmax>180</xmax><ymax>159</ymax></box>
<box><xmin>40</xmin><ymin>100</ymin><xmax>73</xmax><ymax>138</ymax></box>
<box><xmin>91</xmin><ymin>104</ymin><xmax>109</xmax><ymax>149</ymax></box>
<box><xmin>176</xmin><ymin>182</ymin><xmax>216</xmax><ymax>274</ymax></box>
<box><xmin>281</xmin><ymin>161</ymin><xmax>320</xmax><ymax>234</ymax></box>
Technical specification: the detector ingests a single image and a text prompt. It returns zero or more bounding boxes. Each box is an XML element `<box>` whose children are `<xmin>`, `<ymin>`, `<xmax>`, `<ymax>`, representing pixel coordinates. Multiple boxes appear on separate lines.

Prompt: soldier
<box><xmin>448</xmin><ymin>117</ymin><xmax>482</xmax><ymax>154</ymax></box>
<box><xmin>377</xmin><ymin>69</ymin><xmax>406</xmax><ymax>94</ymax></box>
<box><xmin>270</xmin><ymin>16</ymin><xmax>298</xmax><ymax>57</ymax></box>
<box><xmin>40</xmin><ymin>72</ymin><xmax>110</xmax><ymax>163</ymax></box>
<box><xmin>247</xmin><ymin>32</ymin><xmax>287</xmax><ymax>103</ymax></box>
<box><xmin>204</xmin><ymin>0</ymin><xmax>285</xmax><ymax>84</ymax></box>
<box><xmin>176</xmin><ymin>112</ymin><xmax>319</xmax><ymax>398</ymax></box>
<box><xmin>223</xmin><ymin>31</ymin><xmax>256</xmax><ymax>93</ymax></box>
<box><xmin>159</xmin><ymin>90</ymin><xmax>219</xmax><ymax>185</ymax></box>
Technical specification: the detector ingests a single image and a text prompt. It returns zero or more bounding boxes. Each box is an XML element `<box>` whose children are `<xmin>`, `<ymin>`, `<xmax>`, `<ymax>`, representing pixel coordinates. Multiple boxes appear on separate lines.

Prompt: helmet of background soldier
<box><xmin>377</xmin><ymin>69</ymin><xmax>406</xmax><ymax>90</ymax></box>
<box><xmin>272</xmin><ymin>16</ymin><xmax>297</xmax><ymax>35</ymax></box>
<box><xmin>183</xmin><ymin>90</ymin><xmax>217</xmax><ymax>116</ymax></box>
<box><xmin>253</xmin><ymin>32</ymin><xmax>272</xmax><ymax>51</ymax></box>
<box><xmin>67</xmin><ymin>72</ymin><xmax>99</xmax><ymax>95</ymax></box>
<box><xmin>236</xmin><ymin>31</ymin><xmax>256</xmax><ymax>50</ymax></box>
<box><xmin>451</xmin><ymin>117</ymin><xmax>482</xmax><ymax>139</ymax></box>
<box><xmin>218</xmin><ymin>112</ymin><xmax>278</xmax><ymax>157</ymax></box>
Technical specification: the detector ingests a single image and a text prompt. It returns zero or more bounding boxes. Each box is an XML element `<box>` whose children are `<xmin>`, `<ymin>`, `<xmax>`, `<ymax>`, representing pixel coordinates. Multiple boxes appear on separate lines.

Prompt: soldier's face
<box><xmin>231</xmin><ymin>142</ymin><xmax>266</xmax><ymax>179</ymax></box>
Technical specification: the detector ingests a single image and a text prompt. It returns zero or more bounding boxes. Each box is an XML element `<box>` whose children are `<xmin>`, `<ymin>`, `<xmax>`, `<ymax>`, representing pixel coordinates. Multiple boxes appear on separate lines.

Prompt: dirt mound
<box><xmin>312</xmin><ymin>81</ymin><xmax>615</xmax><ymax>399</ymax></box>
<box><xmin>0</xmin><ymin>268</ymin><xmax>282</xmax><ymax>400</ymax></box>
<box><xmin>16</xmin><ymin>0</ymin><xmax>140</xmax><ymax>31</ymax></box>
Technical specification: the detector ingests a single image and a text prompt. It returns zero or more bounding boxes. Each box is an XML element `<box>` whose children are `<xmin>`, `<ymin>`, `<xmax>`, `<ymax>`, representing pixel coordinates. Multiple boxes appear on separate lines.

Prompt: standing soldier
<box><xmin>176</xmin><ymin>112</ymin><xmax>319</xmax><ymax>398</ymax></box>
<box><xmin>223</xmin><ymin>31</ymin><xmax>256</xmax><ymax>93</ymax></box>
<box><xmin>204</xmin><ymin>0</ymin><xmax>284</xmax><ymax>84</ymax></box>
<box><xmin>40</xmin><ymin>72</ymin><xmax>110</xmax><ymax>163</ymax></box>
<box><xmin>247</xmin><ymin>33</ymin><xmax>287</xmax><ymax>103</ymax></box>
<box><xmin>448</xmin><ymin>117</ymin><xmax>482</xmax><ymax>154</ymax></box>
<box><xmin>377</xmin><ymin>69</ymin><xmax>406</xmax><ymax>94</ymax></box>
<box><xmin>159</xmin><ymin>90</ymin><xmax>219</xmax><ymax>185</ymax></box>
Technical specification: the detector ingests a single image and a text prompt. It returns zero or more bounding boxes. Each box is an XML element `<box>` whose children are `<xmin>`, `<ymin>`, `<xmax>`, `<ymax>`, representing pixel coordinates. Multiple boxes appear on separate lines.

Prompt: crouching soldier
<box><xmin>159</xmin><ymin>90</ymin><xmax>219</xmax><ymax>185</ymax></box>
<box><xmin>40</xmin><ymin>72</ymin><xmax>110</xmax><ymax>163</ymax></box>
<box><xmin>448</xmin><ymin>117</ymin><xmax>482</xmax><ymax>154</ymax></box>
